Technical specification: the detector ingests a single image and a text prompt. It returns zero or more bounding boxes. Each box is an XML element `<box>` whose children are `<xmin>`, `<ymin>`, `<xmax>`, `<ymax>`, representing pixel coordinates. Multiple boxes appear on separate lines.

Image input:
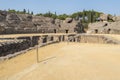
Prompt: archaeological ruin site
<box><xmin>0</xmin><ymin>10</ymin><xmax>120</xmax><ymax>80</ymax></box>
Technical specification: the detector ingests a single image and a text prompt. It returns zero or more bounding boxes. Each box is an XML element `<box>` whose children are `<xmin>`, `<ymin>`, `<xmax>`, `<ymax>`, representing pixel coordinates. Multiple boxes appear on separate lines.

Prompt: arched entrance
<box><xmin>95</xmin><ymin>29</ymin><xmax>98</xmax><ymax>33</ymax></box>
<box><xmin>65</xmin><ymin>30</ymin><xmax>69</xmax><ymax>33</ymax></box>
<box><xmin>54</xmin><ymin>29</ymin><xmax>56</xmax><ymax>33</ymax></box>
<box><xmin>107</xmin><ymin>29</ymin><xmax>111</xmax><ymax>34</ymax></box>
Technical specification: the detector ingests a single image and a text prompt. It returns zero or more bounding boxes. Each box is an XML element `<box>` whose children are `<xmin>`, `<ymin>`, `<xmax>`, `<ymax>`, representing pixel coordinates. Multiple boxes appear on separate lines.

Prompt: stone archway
<box><xmin>95</xmin><ymin>29</ymin><xmax>98</xmax><ymax>33</ymax></box>
<box><xmin>42</xmin><ymin>37</ymin><xmax>47</xmax><ymax>43</ymax></box>
<box><xmin>107</xmin><ymin>29</ymin><xmax>111</xmax><ymax>34</ymax></box>
<box><xmin>54</xmin><ymin>29</ymin><xmax>56</xmax><ymax>33</ymax></box>
<box><xmin>65</xmin><ymin>30</ymin><xmax>69</xmax><ymax>33</ymax></box>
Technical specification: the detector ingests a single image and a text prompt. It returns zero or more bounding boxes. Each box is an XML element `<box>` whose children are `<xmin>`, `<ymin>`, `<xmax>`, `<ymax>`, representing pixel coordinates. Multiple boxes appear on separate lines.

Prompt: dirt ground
<box><xmin>0</xmin><ymin>42</ymin><xmax>120</xmax><ymax>80</ymax></box>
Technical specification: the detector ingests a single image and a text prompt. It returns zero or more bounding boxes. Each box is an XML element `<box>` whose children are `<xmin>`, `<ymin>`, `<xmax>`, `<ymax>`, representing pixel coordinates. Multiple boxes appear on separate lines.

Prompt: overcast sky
<box><xmin>0</xmin><ymin>0</ymin><xmax>120</xmax><ymax>15</ymax></box>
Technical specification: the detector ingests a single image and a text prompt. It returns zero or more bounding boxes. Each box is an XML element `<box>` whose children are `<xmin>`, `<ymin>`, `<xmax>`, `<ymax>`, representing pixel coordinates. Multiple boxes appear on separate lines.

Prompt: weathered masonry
<box><xmin>0</xmin><ymin>34</ymin><xmax>70</xmax><ymax>60</ymax></box>
<box><xmin>68</xmin><ymin>34</ymin><xmax>120</xmax><ymax>44</ymax></box>
<box><xmin>0</xmin><ymin>34</ymin><xmax>120</xmax><ymax>60</ymax></box>
<box><xmin>0</xmin><ymin>10</ymin><xmax>84</xmax><ymax>34</ymax></box>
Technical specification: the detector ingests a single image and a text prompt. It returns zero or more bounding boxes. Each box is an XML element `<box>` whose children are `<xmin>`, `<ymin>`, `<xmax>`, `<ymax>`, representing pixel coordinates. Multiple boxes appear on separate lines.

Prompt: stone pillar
<box><xmin>73</xmin><ymin>37</ymin><xmax>76</xmax><ymax>42</ymax></box>
<box><xmin>53</xmin><ymin>36</ymin><xmax>59</xmax><ymax>42</ymax></box>
<box><xmin>60</xmin><ymin>35</ymin><xmax>63</xmax><ymax>42</ymax></box>
<box><xmin>47</xmin><ymin>35</ymin><xmax>52</xmax><ymax>42</ymax></box>
<box><xmin>76</xmin><ymin>37</ymin><xmax>80</xmax><ymax>42</ymax></box>
<box><xmin>39</xmin><ymin>36</ymin><xmax>44</xmax><ymax>44</ymax></box>
<box><xmin>64</xmin><ymin>35</ymin><xmax>69</xmax><ymax>42</ymax></box>
<box><xmin>30</xmin><ymin>36</ymin><xmax>33</xmax><ymax>47</ymax></box>
<box><xmin>58</xmin><ymin>36</ymin><xmax>61</xmax><ymax>42</ymax></box>
<box><xmin>37</xmin><ymin>36</ymin><xmax>41</xmax><ymax>45</ymax></box>
<box><xmin>60</xmin><ymin>35</ymin><xmax>65</xmax><ymax>42</ymax></box>
<box><xmin>74</xmin><ymin>37</ymin><xmax>78</xmax><ymax>42</ymax></box>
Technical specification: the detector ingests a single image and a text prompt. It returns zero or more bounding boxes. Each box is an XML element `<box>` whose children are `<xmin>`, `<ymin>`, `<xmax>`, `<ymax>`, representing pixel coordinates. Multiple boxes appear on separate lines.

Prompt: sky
<box><xmin>0</xmin><ymin>0</ymin><xmax>120</xmax><ymax>15</ymax></box>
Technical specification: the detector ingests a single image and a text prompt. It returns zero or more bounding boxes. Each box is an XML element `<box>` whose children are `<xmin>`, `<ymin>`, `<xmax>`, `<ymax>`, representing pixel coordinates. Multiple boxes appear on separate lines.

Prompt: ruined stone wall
<box><xmin>0</xmin><ymin>39</ymin><xmax>30</xmax><ymax>57</ymax></box>
<box><xmin>0</xmin><ymin>10</ymin><xmax>84</xmax><ymax>34</ymax></box>
<box><xmin>0</xmin><ymin>35</ymin><xmax>64</xmax><ymax>60</ymax></box>
<box><xmin>0</xmin><ymin>34</ymin><xmax>120</xmax><ymax>60</ymax></box>
<box><xmin>87</xmin><ymin>14</ymin><xmax>120</xmax><ymax>34</ymax></box>
<box><xmin>78</xmin><ymin>35</ymin><xmax>120</xmax><ymax>44</ymax></box>
<box><xmin>68</xmin><ymin>34</ymin><xmax>120</xmax><ymax>44</ymax></box>
<box><xmin>78</xmin><ymin>35</ymin><xmax>105</xmax><ymax>43</ymax></box>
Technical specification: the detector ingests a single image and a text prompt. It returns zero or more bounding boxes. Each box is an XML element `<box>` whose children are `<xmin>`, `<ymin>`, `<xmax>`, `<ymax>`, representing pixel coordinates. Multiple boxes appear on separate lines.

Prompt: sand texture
<box><xmin>0</xmin><ymin>42</ymin><xmax>120</xmax><ymax>80</ymax></box>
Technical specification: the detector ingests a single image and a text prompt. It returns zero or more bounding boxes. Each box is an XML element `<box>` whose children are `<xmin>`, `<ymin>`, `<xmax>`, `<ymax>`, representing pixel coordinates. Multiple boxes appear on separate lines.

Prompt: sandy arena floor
<box><xmin>0</xmin><ymin>42</ymin><xmax>120</xmax><ymax>80</ymax></box>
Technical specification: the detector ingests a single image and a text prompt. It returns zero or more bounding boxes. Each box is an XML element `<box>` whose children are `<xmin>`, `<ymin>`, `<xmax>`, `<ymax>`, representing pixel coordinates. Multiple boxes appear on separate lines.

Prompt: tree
<box><xmin>31</xmin><ymin>11</ymin><xmax>33</xmax><ymax>15</ymax></box>
<box><xmin>82</xmin><ymin>10</ymin><xmax>86</xmax><ymax>23</ymax></box>
<box><xmin>36</xmin><ymin>10</ymin><xmax>102</xmax><ymax>22</ymax></box>
<box><xmin>23</xmin><ymin>9</ymin><xmax>26</xmax><ymax>14</ymax></box>
<box><xmin>27</xmin><ymin>9</ymin><xmax>30</xmax><ymax>14</ymax></box>
<box><xmin>36</xmin><ymin>13</ymin><xmax>43</xmax><ymax>16</ymax></box>
<box><xmin>57</xmin><ymin>14</ymin><xmax>69</xmax><ymax>20</ymax></box>
<box><xmin>8</xmin><ymin>9</ymin><xmax>16</xmax><ymax>13</ymax></box>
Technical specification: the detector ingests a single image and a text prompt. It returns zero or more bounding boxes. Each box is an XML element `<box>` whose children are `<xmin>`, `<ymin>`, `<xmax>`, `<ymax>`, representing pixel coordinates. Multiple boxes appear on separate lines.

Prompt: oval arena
<box><xmin>0</xmin><ymin>33</ymin><xmax>120</xmax><ymax>80</ymax></box>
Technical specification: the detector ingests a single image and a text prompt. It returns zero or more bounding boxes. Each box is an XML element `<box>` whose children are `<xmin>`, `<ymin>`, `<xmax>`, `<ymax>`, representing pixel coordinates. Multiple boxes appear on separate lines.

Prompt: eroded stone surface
<box><xmin>0</xmin><ymin>10</ymin><xmax>84</xmax><ymax>34</ymax></box>
<box><xmin>88</xmin><ymin>14</ymin><xmax>120</xmax><ymax>34</ymax></box>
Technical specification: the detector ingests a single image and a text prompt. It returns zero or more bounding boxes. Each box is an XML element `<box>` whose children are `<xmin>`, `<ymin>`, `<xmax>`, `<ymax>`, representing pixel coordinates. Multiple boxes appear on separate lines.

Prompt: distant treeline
<box><xmin>36</xmin><ymin>10</ymin><xmax>102</xmax><ymax>22</ymax></box>
<box><xmin>7</xmin><ymin>9</ymin><xmax>34</xmax><ymax>15</ymax></box>
<box><xmin>36</xmin><ymin>10</ymin><xmax>102</xmax><ymax>28</ymax></box>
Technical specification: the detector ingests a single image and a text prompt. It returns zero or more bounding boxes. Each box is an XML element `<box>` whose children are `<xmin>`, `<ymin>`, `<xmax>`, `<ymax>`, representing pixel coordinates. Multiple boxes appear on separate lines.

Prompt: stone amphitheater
<box><xmin>0</xmin><ymin>10</ymin><xmax>84</xmax><ymax>34</ymax></box>
<box><xmin>0</xmin><ymin>10</ymin><xmax>120</xmax><ymax>80</ymax></box>
<box><xmin>87</xmin><ymin>14</ymin><xmax>120</xmax><ymax>34</ymax></box>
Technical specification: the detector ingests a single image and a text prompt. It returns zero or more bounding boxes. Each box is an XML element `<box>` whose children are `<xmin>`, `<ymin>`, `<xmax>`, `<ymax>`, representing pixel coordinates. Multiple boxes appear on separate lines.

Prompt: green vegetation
<box><xmin>36</xmin><ymin>10</ymin><xmax>102</xmax><ymax>28</ymax></box>
<box><xmin>36</xmin><ymin>11</ymin><xmax>57</xmax><ymax>19</ymax></box>
<box><xmin>70</xmin><ymin>10</ymin><xmax>102</xmax><ymax>23</ymax></box>
<box><xmin>36</xmin><ymin>10</ymin><xmax>102</xmax><ymax>22</ymax></box>
<box><xmin>36</xmin><ymin>12</ymin><xmax>70</xmax><ymax>20</ymax></box>
<box><xmin>7</xmin><ymin>9</ymin><xmax>34</xmax><ymax>15</ymax></box>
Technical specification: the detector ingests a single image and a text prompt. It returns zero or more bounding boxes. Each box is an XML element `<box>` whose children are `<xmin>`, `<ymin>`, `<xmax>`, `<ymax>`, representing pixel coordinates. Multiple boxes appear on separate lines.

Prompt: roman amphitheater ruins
<box><xmin>0</xmin><ymin>10</ymin><xmax>120</xmax><ymax>80</ymax></box>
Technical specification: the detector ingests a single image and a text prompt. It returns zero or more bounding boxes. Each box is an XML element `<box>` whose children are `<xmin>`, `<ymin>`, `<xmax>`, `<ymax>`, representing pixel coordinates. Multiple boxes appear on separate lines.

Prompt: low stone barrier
<box><xmin>0</xmin><ymin>39</ymin><xmax>30</xmax><ymax>57</ymax></box>
<box><xmin>0</xmin><ymin>35</ymin><xmax>61</xmax><ymax>60</ymax></box>
<box><xmin>68</xmin><ymin>34</ymin><xmax>120</xmax><ymax>44</ymax></box>
<box><xmin>0</xmin><ymin>34</ymin><xmax>120</xmax><ymax>61</ymax></box>
<box><xmin>0</xmin><ymin>40</ymin><xmax>59</xmax><ymax>61</ymax></box>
